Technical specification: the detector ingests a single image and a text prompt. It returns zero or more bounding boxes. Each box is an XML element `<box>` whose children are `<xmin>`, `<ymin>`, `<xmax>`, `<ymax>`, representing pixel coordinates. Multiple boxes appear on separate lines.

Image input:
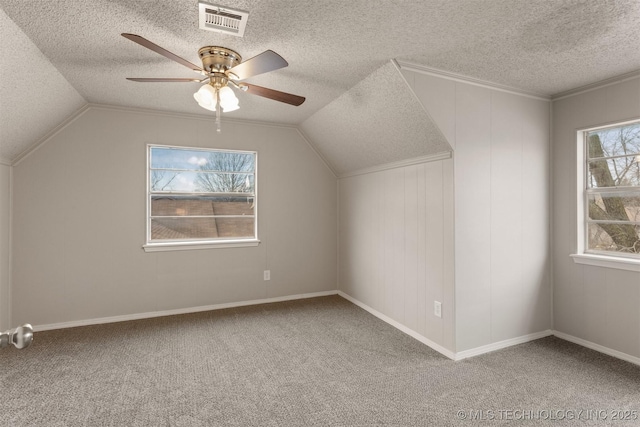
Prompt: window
<box><xmin>579</xmin><ymin>119</ymin><xmax>640</xmax><ymax>261</ymax></box>
<box><xmin>144</xmin><ymin>145</ymin><xmax>257</xmax><ymax>251</ymax></box>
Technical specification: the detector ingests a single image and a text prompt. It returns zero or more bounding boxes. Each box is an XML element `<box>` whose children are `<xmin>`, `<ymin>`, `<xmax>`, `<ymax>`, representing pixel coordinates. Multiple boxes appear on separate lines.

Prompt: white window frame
<box><xmin>571</xmin><ymin>118</ymin><xmax>640</xmax><ymax>271</ymax></box>
<box><xmin>143</xmin><ymin>144</ymin><xmax>259</xmax><ymax>252</ymax></box>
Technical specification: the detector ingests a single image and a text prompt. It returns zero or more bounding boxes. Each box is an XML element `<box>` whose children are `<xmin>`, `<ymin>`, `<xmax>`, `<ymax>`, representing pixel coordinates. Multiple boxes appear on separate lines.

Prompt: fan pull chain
<box><xmin>216</xmin><ymin>89</ymin><xmax>222</xmax><ymax>132</ymax></box>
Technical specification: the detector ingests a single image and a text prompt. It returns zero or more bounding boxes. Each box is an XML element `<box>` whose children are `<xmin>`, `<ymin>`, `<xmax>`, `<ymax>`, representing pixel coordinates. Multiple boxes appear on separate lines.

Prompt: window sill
<box><xmin>143</xmin><ymin>239</ymin><xmax>260</xmax><ymax>252</ymax></box>
<box><xmin>570</xmin><ymin>253</ymin><xmax>640</xmax><ymax>272</ymax></box>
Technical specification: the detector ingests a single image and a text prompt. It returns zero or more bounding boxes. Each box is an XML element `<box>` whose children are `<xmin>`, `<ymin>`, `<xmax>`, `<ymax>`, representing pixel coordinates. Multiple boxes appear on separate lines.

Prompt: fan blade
<box><xmin>229</xmin><ymin>50</ymin><xmax>288</xmax><ymax>81</ymax></box>
<box><xmin>121</xmin><ymin>33</ymin><xmax>202</xmax><ymax>73</ymax></box>
<box><xmin>243</xmin><ymin>84</ymin><xmax>305</xmax><ymax>106</ymax></box>
<box><xmin>127</xmin><ymin>78</ymin><xmax>204</xmax><ymax>82</ymax></box>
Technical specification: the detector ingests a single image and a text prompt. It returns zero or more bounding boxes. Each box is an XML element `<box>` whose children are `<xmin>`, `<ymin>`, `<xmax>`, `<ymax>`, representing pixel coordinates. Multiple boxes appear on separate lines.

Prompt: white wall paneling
<box><xmin>11</xmin><ymin>106</ymin><xmax>337</xmax><ymax>327</ymax></box>
<box><xmin>403</xmin><ymin>68</ymin><xmax>552</xmax><ymax>353</ymax></box>
<box><xmin>0</xmin><ymin>164</ymin><xmax>10</xmax><ymax>330</ymax></box>
<box><xmin>338</xmin><ymin>158</ymin><xmax>455</xmax><ymax>353</ymax></box>
<box><xmin>552</xmin><ymin>76</ymin><xmax>640</xmax><ymax>359</ymax></box>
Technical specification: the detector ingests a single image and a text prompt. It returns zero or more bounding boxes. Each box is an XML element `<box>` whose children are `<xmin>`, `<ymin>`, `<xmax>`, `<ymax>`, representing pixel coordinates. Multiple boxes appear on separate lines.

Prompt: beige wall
<box><xmin>0</xmin><ymin>163</ymin><xmax>10</xmax><ymax>330</ymax></box>
<box><xmin>11</xmin><ymin>107</ymin><xmax>337</xmax><ymax>327</ymax></box>
<box><xmin>552</xmin><ymin>77</ymin><xmax>640</xmax><ymax>358</ymax></box>
<box><xmin>338</xmin><ymin>158</ymin><xmax>455</xmax><ymax>353</ymax></box>
<box><xmin>404</xmin><ymin>70</ymin><xmax>552</xmax><ymax>352</ymax></box>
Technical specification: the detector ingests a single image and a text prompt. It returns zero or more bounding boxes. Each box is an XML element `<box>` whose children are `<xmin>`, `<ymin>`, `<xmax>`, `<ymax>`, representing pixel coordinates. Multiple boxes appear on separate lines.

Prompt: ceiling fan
<box><xmin>121</xmin><ymin>33</ymin><xmax>305</xmax><ymax>131</ymax></box>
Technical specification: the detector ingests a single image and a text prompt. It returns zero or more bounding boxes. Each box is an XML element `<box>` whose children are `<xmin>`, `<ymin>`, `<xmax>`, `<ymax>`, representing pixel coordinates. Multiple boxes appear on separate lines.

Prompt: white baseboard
<box><xmin>455</xmin><ymin>330</ymin><xmax>554</xmax><ymax>360</ymax></box>
<box><xmin>33</xmin><ymin>289</ymin><xmax>640</xmax><ymax>368</ymax></box>
<box><xmin>338</xmin><ymin>291</ymin><xmax>555</xmax><ymax>361</ymax></box>
<box><xmin>34</xmin><ymin>290</ymin><xmax>339</xmax><ymax>332</ymax></box>
<box><xmin>337</xmin><ymin>291</ymin><xmax>458</xmax><ymax>360</ymax></box>
<box><xmin>553</xmin><ymin>330</ymin><xmax>640</xmax><ymax>367</ymax></box>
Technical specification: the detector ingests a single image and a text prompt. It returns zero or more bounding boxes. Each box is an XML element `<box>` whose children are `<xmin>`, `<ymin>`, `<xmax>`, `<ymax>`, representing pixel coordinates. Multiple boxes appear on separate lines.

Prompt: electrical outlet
<box><xmin>434</xmin><ymin>301</ymin><xmax>442</xmax><ymax>318</ymax></box>
<box><xmin>263</xmin><ymin>270</ymin><xmax>270</xmax><ymax>281</ymax></box>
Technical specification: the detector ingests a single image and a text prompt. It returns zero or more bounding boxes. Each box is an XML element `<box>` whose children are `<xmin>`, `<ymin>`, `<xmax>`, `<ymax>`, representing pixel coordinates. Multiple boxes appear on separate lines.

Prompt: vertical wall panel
<box><xmin>404</xmin><ymin>166</ymin><xmax>419</xmax><ymax>331</ymax></box>
<box><xmin>424</xmin><ymin>161</ymin><xmax>444</xmax><ymax>344</ymax></box>
<box><xmin>373</xmin><ymin>172</ymin><xmax>386</xmax><ymax>311</ymax></box>
<box><xmin>490</xmin><ymin>92</ymin><xmax>524</xmax><ymax>342</ymax></box>
<box><xmin>416</xmin><ymin>164</ymin><xmax>427</xmax><ymax>337</ymax></box>
<box><xmin>442</xmin><ymin>158</ymin><xmax>456</xmax><ymax>351</ymax></box>
<box><xmin>0</xmin><ymin>164</ymin><xmax>10</xmax><ymax>330</ymax></box>
<box><xmin>454</xmin><ymin>83</ymin><xmax>493</xmax><ymax>350</ymax></box>
<box><xmin>389</xmin><ymin>168</ymin><xmax>406</xmax><ymax>323</ymax></box>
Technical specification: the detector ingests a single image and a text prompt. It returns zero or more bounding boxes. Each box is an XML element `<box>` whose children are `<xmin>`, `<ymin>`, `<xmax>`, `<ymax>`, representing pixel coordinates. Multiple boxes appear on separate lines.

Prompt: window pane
<box><xmin>150</xmin><ymin>147</ymin><xmax>254</xmax><ymax>172</ymax></box>
<box><xmin>587</xmin><ymin>123</ymin><xmax>640</xmax><ymax>159</ymax></box>
<box><xmin>587</xmin><ymin>223</ymin><xmax>640</xmax><ymax>254</ymax></box>
<box><xmin>151</xmin><ymin>217</ymin><xmax>254</xmax><ymax>240</ymax></box>
<box><xmin>587</xmin><ymin>157</ymin><xmax>640</xmax><ymax>188</ymax></box>
<box><xmin>150</xmin><ymin>170</ymin><xmax>195</xmax><ymax>192</ymax></box>
<box><xmin>151</xmin><ymin>196</ymin><xmax>254</xmax><ymax>217</ymax></box>
<box><xmin>587</xmin><ymin>192</ymin><xmax>640</xmax><ymax>222</ymax></box>
<box><xmin>151</xmin><ymin>171</ymin><xmax>255</xmax><ymax>194</ymax></box>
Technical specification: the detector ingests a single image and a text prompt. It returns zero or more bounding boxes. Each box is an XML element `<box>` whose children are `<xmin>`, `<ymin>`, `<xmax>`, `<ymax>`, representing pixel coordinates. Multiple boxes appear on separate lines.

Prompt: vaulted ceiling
<box><xmin>1</xmin><ymin>0</ymin><xmax>640</xmax><ymax>172</ymax></box>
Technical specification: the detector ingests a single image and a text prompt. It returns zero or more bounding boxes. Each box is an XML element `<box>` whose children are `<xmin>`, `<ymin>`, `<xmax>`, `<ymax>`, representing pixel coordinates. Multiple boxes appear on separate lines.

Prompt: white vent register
<box><xmin>198</xmin><ymin>2</ymin><xmax>249</xmax><ymax>37</ymax></box>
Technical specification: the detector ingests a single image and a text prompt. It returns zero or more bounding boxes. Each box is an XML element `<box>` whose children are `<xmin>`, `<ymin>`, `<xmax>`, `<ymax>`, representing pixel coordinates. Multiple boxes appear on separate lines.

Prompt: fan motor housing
<box><xmin>198</xmin><ymin>46</ymin><xmax>242</xmax><ymax>73</ymax></box>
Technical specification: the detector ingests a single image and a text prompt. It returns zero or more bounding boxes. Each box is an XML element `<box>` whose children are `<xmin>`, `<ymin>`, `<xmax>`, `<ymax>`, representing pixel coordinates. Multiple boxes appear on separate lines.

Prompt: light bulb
<box><xmin>194</xmin><ymin>84</ymin><xmax>217</xmax><ymax>110</ymax></box>
<box><xmin>219</xmin><ymin>86</ymin><xmax>237</xmax><ymax>102</ymax></box>
<box><xmin>219</xmin><ymin>86</ymin><xmax>240</xmax><ymax>112</ymax></box>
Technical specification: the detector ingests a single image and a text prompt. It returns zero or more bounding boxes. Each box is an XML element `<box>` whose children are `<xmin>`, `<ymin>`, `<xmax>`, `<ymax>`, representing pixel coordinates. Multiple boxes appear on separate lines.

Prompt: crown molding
<box><xmin>396</xmin><ymin>60</ymin><xmax>551</xmax><ymax>101</ymax></box>
<box><xmin>0</xmin><ymin>157</ymin><xmax>11</xmax><ymax>166</ymax></box>
<box><xmin>551</xmin><ymin>70</ymin><xmax>640</xmax><ymax>101</ymax></box>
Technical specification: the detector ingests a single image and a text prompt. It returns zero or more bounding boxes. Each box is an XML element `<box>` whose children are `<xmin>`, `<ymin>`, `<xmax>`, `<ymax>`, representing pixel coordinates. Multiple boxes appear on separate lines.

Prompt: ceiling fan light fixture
<box><xmin>194</xmin><ymin>83</ymin><xmax>240</xmax><ymax>115</ymax></box>
<box><xmin>122</xmin><ymin>33</ymin><xmax>305</xmax><ymax>130</ymax></box>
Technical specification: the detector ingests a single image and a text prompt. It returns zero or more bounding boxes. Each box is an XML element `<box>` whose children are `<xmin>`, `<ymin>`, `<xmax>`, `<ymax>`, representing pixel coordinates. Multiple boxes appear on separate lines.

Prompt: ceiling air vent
<box><xmin>198</xmin><ymin>2</ymin><xmax>249</xmax><ymax>37</ymax></box>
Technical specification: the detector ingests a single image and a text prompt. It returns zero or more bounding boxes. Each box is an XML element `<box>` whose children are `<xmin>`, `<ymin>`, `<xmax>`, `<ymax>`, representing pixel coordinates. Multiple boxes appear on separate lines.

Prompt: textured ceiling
<box><xmin>1</xmin><ymin>0</ymin><xmax>640</xmax><ymax>168</ymax></box>
<box><xmin>301</xmin><ymin>62</ymin><xmax>451</xmax><ymax>176</ymax></box>
<box><xmin>0</xmin><ymin>7</ymin><xmax>85</xmax><ymax>161</ymax></box>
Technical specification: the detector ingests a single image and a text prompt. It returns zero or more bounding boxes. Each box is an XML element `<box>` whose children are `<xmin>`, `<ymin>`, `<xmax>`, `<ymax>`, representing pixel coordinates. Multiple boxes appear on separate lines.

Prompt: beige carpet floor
<box><xmin>1</xmin><ymin>295</ymin><xmax>639</xmax><ymax>426</ymax></box>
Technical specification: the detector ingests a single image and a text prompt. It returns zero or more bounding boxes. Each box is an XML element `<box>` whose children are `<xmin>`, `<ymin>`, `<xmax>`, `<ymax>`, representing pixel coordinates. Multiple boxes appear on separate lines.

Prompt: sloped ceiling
<box><xmin>301</xmin><ymin>62</ymin><xmax>450</xmax><ymax>176</ymax></box>
<box><xmin>1</xmin><ymin>0</ymin><xmax>640</xmax><ymax>171</ymax></box>
<box><xmin>0</xmin><ymin>7</ymin><xmax>85</xmax><ymax>161</ymax></box>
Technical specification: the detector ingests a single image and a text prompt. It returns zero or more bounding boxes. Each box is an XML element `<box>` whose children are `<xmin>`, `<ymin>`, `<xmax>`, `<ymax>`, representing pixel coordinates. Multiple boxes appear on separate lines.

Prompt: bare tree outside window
<box><xmin>150</xmin><ymin>169</ymin><xmax>179</xmax><ymax>191</ymax></box>
<box><xmin>195</xmin><ymin>151</ymin><xmax>255</xmax><ymax>194</ymax></box>
<box><xmin>586</xmin><ymin>121</ymin><xmax>640</xmax><ymax>255</ymax></box>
